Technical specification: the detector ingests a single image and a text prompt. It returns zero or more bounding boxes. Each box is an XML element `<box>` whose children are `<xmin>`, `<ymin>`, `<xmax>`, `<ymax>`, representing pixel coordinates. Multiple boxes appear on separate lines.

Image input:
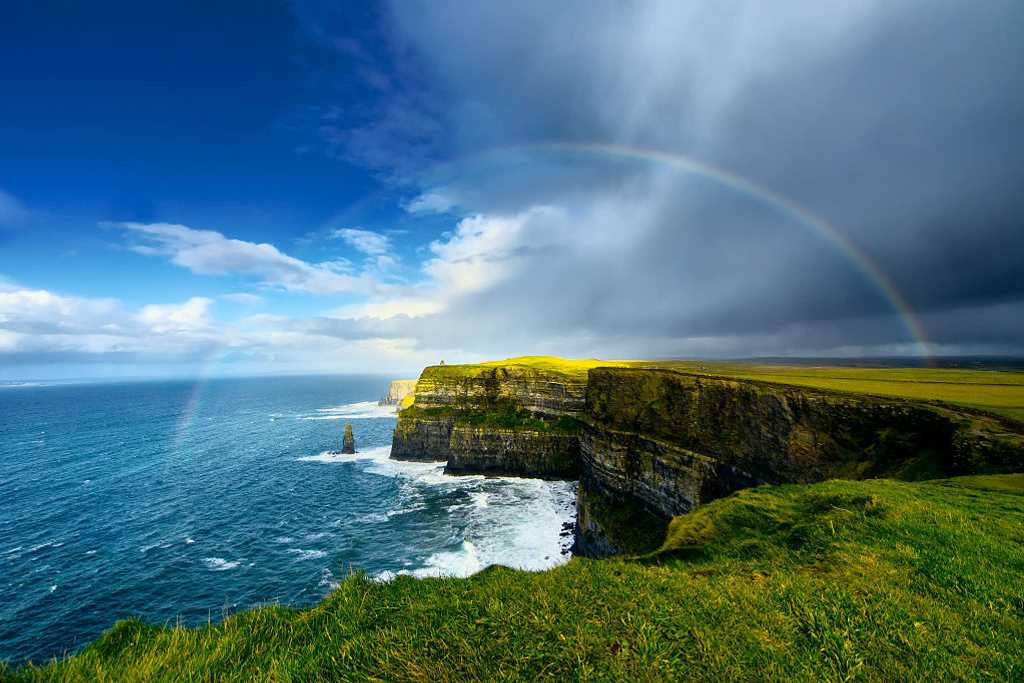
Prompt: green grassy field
<box><xmin>8</xmin><ymin>475</ymin><xmax>1023</xmax><ymax>681</ymax></box>
<box><xmin>642</xmin><ymin>360</ymin><xmax>1024</xmax><ymax>423</ymax></box>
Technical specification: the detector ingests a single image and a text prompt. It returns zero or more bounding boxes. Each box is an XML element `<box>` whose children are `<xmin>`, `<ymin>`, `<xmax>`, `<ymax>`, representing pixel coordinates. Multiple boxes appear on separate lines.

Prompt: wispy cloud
<box><xmin>116</xmin><ymin>222</ymin><xmax>377</xmax><ymax>295</ymax></box>
<box><xmin>220</xmin><ymin>292</ymin><xmax>264</xmax><ymax>306</ymax></box>
<box><xmin>334</xmin><ymin>228</ymin><xmax>391</xmax><ymax>256</ymax></box>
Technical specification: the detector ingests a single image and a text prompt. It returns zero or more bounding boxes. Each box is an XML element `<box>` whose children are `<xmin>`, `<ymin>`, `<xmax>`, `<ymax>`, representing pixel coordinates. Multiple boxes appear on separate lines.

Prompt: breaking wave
<box><xmin>299</xmin><ymin>401</ymin><xmax>397</xmax><ymax>420</ymax></box>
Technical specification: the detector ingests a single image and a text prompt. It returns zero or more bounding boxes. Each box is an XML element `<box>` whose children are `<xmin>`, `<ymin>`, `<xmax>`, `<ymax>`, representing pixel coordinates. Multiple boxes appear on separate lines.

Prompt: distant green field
<box><xmin>642</xmin><ymin>360</ymin><xmax>1024</xmax><ymax>422</ymax></box>
<box><xmin>10</xmin><ymin>475</ymin><xmax>1024</xmax><ymax>681</ymax></box>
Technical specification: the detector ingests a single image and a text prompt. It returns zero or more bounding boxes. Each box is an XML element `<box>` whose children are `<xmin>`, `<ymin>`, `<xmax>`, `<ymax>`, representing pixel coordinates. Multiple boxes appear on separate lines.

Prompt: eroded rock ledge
<box><xmin>390</xmin><ymin>361</ymin><xmax>1024</xmax><ymax>556</ymax></box>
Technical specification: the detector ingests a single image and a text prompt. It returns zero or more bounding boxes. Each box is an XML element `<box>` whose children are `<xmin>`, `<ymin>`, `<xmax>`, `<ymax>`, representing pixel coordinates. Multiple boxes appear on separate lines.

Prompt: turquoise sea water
<box><xmin>0</xmin><ymin>376</ymin><xmax>575</xmax><ymax>663</ymax></box>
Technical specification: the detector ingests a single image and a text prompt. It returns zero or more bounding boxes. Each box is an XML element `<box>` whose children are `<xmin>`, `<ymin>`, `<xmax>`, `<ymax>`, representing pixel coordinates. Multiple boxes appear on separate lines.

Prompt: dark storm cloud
<box><xmin>318</xmin><ymin>0</ymin><xmax>1024</xmax><ymax>357</ymax></box>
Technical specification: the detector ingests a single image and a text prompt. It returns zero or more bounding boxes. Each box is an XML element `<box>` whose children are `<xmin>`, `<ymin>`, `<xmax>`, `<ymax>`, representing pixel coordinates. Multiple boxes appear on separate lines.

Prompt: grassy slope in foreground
<box><xmin>8</xmin><ymin>475</ymin><xmax>1024</xmax><ymax>681</ymax></box>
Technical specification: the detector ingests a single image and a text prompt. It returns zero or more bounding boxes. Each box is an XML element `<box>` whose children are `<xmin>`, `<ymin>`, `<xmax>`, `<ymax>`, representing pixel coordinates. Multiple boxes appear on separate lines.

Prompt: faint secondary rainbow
<box><xmin>170</xmin><ymin>348</ymin><xmax>232</xmax><ymax>453</ymax></box>
<box><xmin>502</xmin><ymin>141</ymin><xmax>933</xmax><ymax>359</ymax></box>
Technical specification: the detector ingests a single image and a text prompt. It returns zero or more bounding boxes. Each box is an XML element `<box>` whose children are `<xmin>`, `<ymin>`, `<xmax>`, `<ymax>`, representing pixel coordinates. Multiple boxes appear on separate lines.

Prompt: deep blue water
<box><xmin>0</xmin><ymin>376</ymin><xmax>575</xmax><ymax>663</ymax></box>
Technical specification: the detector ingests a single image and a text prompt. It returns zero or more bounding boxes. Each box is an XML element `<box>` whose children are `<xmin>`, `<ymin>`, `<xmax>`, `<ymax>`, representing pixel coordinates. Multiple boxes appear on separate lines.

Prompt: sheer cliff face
<box><xmin>390</xmin><ymin>362</ymin><xmax>1024</xmax><ymax>555</ymax></box>
<box><xmin>580</xmin><ymin>369</ymin><xmax>1022</xmax><ymax>520</ymax></box>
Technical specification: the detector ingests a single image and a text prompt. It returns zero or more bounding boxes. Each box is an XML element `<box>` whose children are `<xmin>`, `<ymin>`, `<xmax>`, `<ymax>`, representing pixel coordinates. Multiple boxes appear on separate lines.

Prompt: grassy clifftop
<box><xmin>9</xmin><ymin>474</ymin><xmax>1024</xmax><ymax>681</ymax></box>
<box><xmin>415</xmin><ymin>355</ymin><xmax>1024</xmax><ymax>421</ymax></box>
<box><xmin>641</xmin><ymin>360</ymin><xmax>1024</xmax><ymax>423</ymax></box>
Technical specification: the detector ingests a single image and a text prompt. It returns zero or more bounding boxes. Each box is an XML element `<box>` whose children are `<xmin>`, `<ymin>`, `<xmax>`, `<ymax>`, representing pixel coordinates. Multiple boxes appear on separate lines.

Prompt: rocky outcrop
<box><xmin>378</xmin><ymin>380</ymin><xmax>418</xmax><ymax>408</ymax></box>
<box><xmin>390</xmin><ymin>360</ymin><xmax>1024</xmax><ymax>557</ymax></box>
<box><xmin>342</xmin><ymin>423</ymin><xmax>355</xmax><ymax>454</ymax></box>
<box><xmin>390</xmin><ymin>363</ymin><xmax>587</xmax><ymax>476</ymax></box>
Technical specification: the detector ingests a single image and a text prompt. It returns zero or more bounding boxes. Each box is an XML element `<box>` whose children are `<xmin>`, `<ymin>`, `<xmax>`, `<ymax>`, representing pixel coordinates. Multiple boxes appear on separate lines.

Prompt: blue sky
<box><xmin>2</xmin><ymin>1</ymin><xmax>1023</xmax><ymax>379</ymax></box>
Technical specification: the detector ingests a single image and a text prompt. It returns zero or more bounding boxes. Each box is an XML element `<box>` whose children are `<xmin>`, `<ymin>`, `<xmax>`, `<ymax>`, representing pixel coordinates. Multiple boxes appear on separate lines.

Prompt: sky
<box><xmin>1</xmin><ymin>0</ymin><xmax>1023</xmax><ymax>379</ymax></box>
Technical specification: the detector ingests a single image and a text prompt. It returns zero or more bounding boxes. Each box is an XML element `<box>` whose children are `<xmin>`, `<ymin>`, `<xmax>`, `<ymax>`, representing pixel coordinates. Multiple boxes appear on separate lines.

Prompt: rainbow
<box><xmin>495</xmin><ymin>142</ymin><xmax>933</xmax><ymax>359</ymax></box>
<box><xmin>170</xmin><ymin>348</ymin><xmax>231</xmax><ymax>453</ymax></box>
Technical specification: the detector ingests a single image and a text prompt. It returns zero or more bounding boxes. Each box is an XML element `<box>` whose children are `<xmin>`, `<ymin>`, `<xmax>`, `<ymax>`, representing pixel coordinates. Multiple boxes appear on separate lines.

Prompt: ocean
<box><xmin>0</xmin><ymin>376</ymin><xmax>575</xmax><ymax>663</ymax></box>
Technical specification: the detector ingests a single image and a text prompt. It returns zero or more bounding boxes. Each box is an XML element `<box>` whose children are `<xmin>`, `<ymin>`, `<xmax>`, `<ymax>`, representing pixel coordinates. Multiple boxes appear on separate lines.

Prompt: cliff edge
<box><xmin>390</xmin><ymin>357</ymin><xmax>1024</xmax><ymax>555</ymax></box>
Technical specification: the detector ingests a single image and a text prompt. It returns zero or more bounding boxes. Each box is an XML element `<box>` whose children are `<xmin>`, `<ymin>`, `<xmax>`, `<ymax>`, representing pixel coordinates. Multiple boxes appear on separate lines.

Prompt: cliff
<box><xmin>378</xmin><ymin>379</ymin><xmax>418</xmax><ymax>407</ymax></box>
<box><xmin>578</xmin><ymin>367</ymin><xmax>1023</xmax><ymax>554</ymax></box>
<box><xmin>390</xmin><ymin>358</ymin><xmax>1024</xmax><ymax>555</ymax></box>
<box><xmin>390</xmin><ymin>359</ymin><xmax>593</xmax><ymax>477</ymax></box>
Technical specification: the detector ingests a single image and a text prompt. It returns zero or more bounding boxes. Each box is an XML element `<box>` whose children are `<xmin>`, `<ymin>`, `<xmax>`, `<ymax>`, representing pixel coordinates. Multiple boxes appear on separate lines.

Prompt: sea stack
<box><xmin>342</xmin><ymin>423</ymin><xmax>355</xmax><ymax>454</ymax></box>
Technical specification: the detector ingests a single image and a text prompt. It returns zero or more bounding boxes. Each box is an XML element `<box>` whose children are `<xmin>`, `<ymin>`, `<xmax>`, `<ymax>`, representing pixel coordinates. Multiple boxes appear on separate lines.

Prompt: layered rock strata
<box><xmin>390</xmin><ymin>364</ymin><xmax>586</xmax><ymax>477</ymax></box>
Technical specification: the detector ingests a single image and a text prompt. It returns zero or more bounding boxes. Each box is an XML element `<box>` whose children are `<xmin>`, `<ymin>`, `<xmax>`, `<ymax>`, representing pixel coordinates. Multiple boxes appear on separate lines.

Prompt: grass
<box><xmin>8</xmin><ymin>474</ymin><xmax>1024</xmax><ymax>681</ymax></box>
<box><xmin>397</xmin><ymin>404</ymin><xmax>580</xmax><ymax>435</ymax></box>
<box><xmin>642</xmin><ymin>360</ymin><xmax>1024</xmax><ymax>422</ymax></box>
<box><xmin>430</xmin><ymin>355</ymin><xmax>634</xmax><ymax>380</ymax></box>
<box><xmin>421</xmin><ymin>356</ymin><xmax>1024</xmax><ymax>422</ymax></box>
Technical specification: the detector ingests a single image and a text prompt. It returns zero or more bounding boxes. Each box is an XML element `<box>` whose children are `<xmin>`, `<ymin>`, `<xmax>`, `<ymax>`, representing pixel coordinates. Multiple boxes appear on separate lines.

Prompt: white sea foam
<box><xmin>318</xmin><ymin>568</ymin><xmax>340</xmax><ymax>590</ymax></box>
<box><xmin>296</xmin><ymin>445</ymin><xmax>394</xmax><ymax>465</ymax></box>
<box><xmin>140</xmin><ymin>541</ymin><xmax>171</xmax><ymax>553</ymax></box>
<box><xmin>299</xmin><ymin>401</ymin><xmax>397</xmax><ymax>420</ymax></box>
<box><xmin>27</xmin><ymin>540</ymin><xmax>56</xmax><ymax>553</ymax></box>
<box><xmin>288</xmin><ymin>548</ymin><xmax>328</xmax><ymax>560</ymax></box>
<box><xmin>385</xmin><ymin>502</ymin><xmax>427</xmax><ymax>518</ymax></box>
<box><xmin>202</xmin><ymin>557</ymin><xmax>240</xmax><ymax>571</ymax></box>
<box><xmin>185</xmin><ymin>537</ymin><xmax>195</xmax><ymax>545</ymax></box>
<box><xmin>357</xmin><ymin>512</ymin><xmax>389</xmax><ymax>523</ymax></box>
<box><xmin>414</xmin><ymin>540</ymin><xmax>485</xmax><ymax>578</ymax></box>
<box><xmin>301</xmin><ymin>443</ymin><xmax>576</xmax><ymax>581</ymax></box>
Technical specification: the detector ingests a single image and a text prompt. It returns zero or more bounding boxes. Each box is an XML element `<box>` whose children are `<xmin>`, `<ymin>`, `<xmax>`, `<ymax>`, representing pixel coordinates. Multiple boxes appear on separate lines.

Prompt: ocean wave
<box><xmin>357</xmin><ymin>512</ymin><xmax>389</xmax><ymax>523</ymax></box>
<box><xmin>385</xmin><ymin>503</ymin><xmax>427</xmax><ymax>518</ymax></box>
<box><xmin>299</xmin><ymin>401</ymin><xmax>397</xmax><ymax>420</ymax></box>
<box><xmin>318</xmin><ymin>568</ymin><xmax>340</xmax><ymax>590</ymax></box>
<box><xmin>140</xmin><ymin>541</ymin><xmax>172</xmax><ymax>553</ymax></box>
<box><xmin>287</xmin><ymin>548</ymin><xmax>327</xmax><ymax>561</ymax></box>
<box><xmin>296</xmin><ymin>445</ymin><xmax>394</xmax><ymax>465</ymax></box>
<box><xmin>379</xmin><ymin>478</ymin><xmax>576</xmax><ymax>580</ymax></box>
<box><xmin>414</xmin><ymin>540</ymin><xmax>485</xmax><ymax>578</ymax></box>
<box><xmin>202</xmin><ymin>557</ymin><xmax>240</xmax><ymax>571</ymax></box>
<box><xmin>299</xmin><ymin>444</ymin><xmax>575</xmax><ymax>582</ymax></box>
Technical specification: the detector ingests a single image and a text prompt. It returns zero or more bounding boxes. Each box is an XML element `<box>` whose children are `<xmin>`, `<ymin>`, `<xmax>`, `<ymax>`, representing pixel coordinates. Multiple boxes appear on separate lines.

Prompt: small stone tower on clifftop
<box><xmin>342</xmin><ymin>423</ymin><xmax>355</xmax><ymax>454</ymax></box>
